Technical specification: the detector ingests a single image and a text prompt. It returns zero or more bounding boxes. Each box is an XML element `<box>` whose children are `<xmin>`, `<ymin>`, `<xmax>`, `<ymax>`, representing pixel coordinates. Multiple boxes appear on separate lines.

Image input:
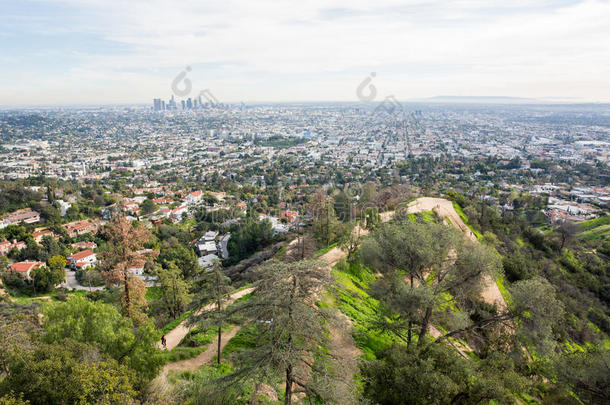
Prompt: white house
<box><xmin>170</xmin><ymin>206</ymin><xmax>188</xmax><ymax>222</ymax></box>
<box><xmin>67</xmin><ymin>250</ymin><xmax>97</xmax><ymax>269</ymax></box>
<box><xmin>198</xmin><ymin>254</ymin><xmax>220</xmax><ymax>268</ymax></box>
<box><xmin>197</xmin><ymin>240</ymin><xmax>217</xmax><ymax>256</ymax></box>
<box><xmin>185</xmin><ymin>191</ymin><xmax>203</xmax><ymax>206</ymax></box>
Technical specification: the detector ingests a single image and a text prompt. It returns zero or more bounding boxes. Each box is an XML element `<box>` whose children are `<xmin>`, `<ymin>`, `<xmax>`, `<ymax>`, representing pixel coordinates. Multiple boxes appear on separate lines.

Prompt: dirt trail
<box><xmin>407</xmin><ymin>197</ymin><xmax>477</xmax><ymax>241</ymax></box>
<box><xmin>322</xmin><ymin>197</ymin><xmax>506</xmax><ymax>323</ymax></box>
<box><xmin>159</xmin><ymin>287</ymin><xmax>254</xmax><ymax>350</ymax></box>
<box><xmin>429</xmin><ymin>325</ymin><xmax>472</xmax><ymax>359</ymax></box>
<box><xmin>156</xmin><ymin>197</ymin><xmax>503</xmax><ymax>388</ymax></box>
<box><xmin>327</xmin><ymin>313</ymin><xmax>361</xmax><ymax>404</ymax></box>
<box><xmin>320</xmin><ymin>197</ymin><xmax>504</xmax><ymax>367</ymax></box>
<box><xmin>390</xmin><ymin>197</ymin><xmax>508</xmax><ymax>312</ymax></box>
<box><xmin>163</xmin><ymin>326</ymin><xmax>242</xmax><ymax>373</ymax></box>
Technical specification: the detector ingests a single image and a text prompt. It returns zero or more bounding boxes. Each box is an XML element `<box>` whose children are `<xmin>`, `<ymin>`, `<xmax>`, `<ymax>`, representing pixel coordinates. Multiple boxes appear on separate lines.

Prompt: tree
<box><xmin>190</xmin><ymin>260</ymin><xmax>232</xmax><ymax>364</ymax></box>
<box><xmin>360</xmin><ymin>182</ymin><xmax>377</xmax><ymax>204</ymax></box>
<box><xmin>0</xmin><ymin>256</ymin><xmax>9</xmax><ymax>272</ymax></box>
<box><xmin>554</xmin><ymin>344</ymin><xmax>610</xmax><ymax>404</ymax></box>
<box><xmin>47</xmin><ymin>255</ymin><xmax>66</xmax><ymax>274</ymax></box>
<box><xmin>362</xmin><ymin>206</ymin><xmax>380</xmax><ymax>230</ymax></box>
<box><xmin>101</xmin><ymin>216</ymin><xmax>156</xmax><ymax>322</ymax></box>
<box><xmin>158</xmin><ymin>243</ymin><xmax>199</xmax><ymax>279</ymax></box>
<box><xmin>42</xmin><ymin>296</ymin><xmax>163</xmax><ymax>386</ymax></box>
<box><xmin>310</xmin><ymin>191</ymin><xmax>342</xmax><ymax>247</ymax></box>
<box><xmin>31</xmin><ymin>264</ymin><xmax>63</xmax><ymax>293</ymax></box>
<box><xmin>363</xmin><ymin>343</ymin><xmax>526</xmax><ymax>405</ymax></box>
<box><xmin>40</xmin><ymin>236</ymin><xmax>62</xmax><ymax>259</ymax></box>
<box><xmin>1</xmin><ymin>339</ymin><xmax>138</xmax><ymax>405</ymax></box>
<box><xmin>219</xmin><ymin>260</ymin><xmax>337</xmax><ymax>405</ymax></box>
<box><xmin>154</xmin><ymin>262</ymin><xmax>192</xmax><ymax>320</ymax></box>
<box><xmin>333</xmin><ymin>190</ymin><xmax>352</xmax><ymax>222</ymax></box>
<box><xmin>361</xmin><ymin>220</ymin><xmax>564</xmax><ymax>354</ymax></box>
<box><xmin>360</xmin><ymin>220</ymin><xmax>467</xmax><ymax>346</ymax></box>
<box><xmin>339</xmin><ymin>223</ymin><xmax>361</xmax><ymax>262</ymax></box>
<box><xmin>227</xmin><ymin>217</ymin><xmax>274</xmax><ymax>264</ymax></box>
<box><xmin>556</xmin><ymin>220</ymin><xmax>579</xmax><ymax>251</ymax></box>
<box><xmin>502</xmin><ymin>249</ymin><xmax>535</xmax><ymax>282</ymax></box>
<box><xmin>0</xmin><ymin>392</ymin><xmax>29</xmax><ymax>405</ymax></box>
<box><xmin>140</xmin><ymin>198</ymin><xmax>157</xmax><ymax>216</ymax></box>
<box><xmin>0</xmin><ymin>309</ymin><xmax>141</xmax><ymax>404</ymax></box>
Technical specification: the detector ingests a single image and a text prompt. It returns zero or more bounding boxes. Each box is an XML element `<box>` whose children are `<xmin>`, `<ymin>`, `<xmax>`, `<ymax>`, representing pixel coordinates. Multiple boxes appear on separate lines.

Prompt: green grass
<box><xmin>452</xmin><ymin>201</ymin><xmax>468</xmax><ymax>222</ymax></box>
<box><xmin>578</xmin><ymin>216</ymin><xmax>610</xmax><ymax>230</ymax></box>
<box><xmin>160</xmin><ymin>324</ymin><xmax>238</xmax><ymax>363</ymax></box>
<box><xmin>184</xmin><ymin>323</ymin><xmax>235</xmax><ymax>347</ymax></box>
<box><xmin>160</xmin><ymin>345</ymin><xmax>209</xmax><ymax>362</ymax></box>
<box><xmin>407</xmin><ymin>211</ymin><xmax>438</xmax><ymax>223</ymax></box>
<box><xmin>314</xmin><ymin>242</ymin><xmax>338</xmax><ymax>257</ymax></box>
<box><xmin>578</xmin><ymin>216</ymin><xmax>610</xmax><ymax>242</ymax></box>
<box><xmin>496</xmin><ymin>275</ymin><xmax>512</xmax><ymax>307</ymax></box>
<box><xmin>452</xmin><ymin>201</ymin><xmax>482</xmax><ymax>240</ymax></box>
<box><xmin>331</xmin><ymin>260</ymin><xmax>395</xmax><ymax>360</ymax></box>
<box><xmin>419</xmin><ymin>210</ymin><xmax>438</xmax><ymax>223</ymax></box>
<box><xmin>161</xmin><ymin>310</ymin><xmax>193</xmax><ymax>334</ymax></box>
<box><xmin>166</xmin><ymin>362</ymin><xmax>234</xmax><ymax>384</ymax></box>
<box><xmin>233</xmin><ymin>283</ymin><xmax>253</xmax><ymax>293</ymax></box>
<box><xmin>517</xmin><ymin>392</ymin><xmax>541</xmax><ymax>405</ymax></box>
<box><xmin>579</xmin><ymin>224</ymin><xmax>610</xmax><ymax>242</ymax></box>
<box><xmin>222</xmin><ymin>323</ymin><xmax>258</xmax><ymax>356</ymax></box>
<box><xmin>7</xmin><ymin>288</ymin><xmax>87</xmax><ymax>304</ymax></box>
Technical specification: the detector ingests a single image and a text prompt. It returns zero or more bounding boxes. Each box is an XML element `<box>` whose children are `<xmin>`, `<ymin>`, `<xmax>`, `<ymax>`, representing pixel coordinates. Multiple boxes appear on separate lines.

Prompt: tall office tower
<box><xmin>169</xmin><ymin>95</ymin><xmax>177</xmax><ymax>110</ymax></box>
<box><xmin>198</xmin><ymin>95</ymin><xmax>203</xmax><ymax>106</ymax></box>
<box><xmin>186</xmin><ymin>98</ymin><xmax>193</xmax><ymax>109</ymax></box>
<box><xmin>193</xmin><ymin>99</ymin><xmax>198</xmax><ymax>109</ymax></box>
<box><xmin>153</xmin><ymin>98</ymin><xmax>161</xmax><ymax>111</ymax></box>
<box><xmin>161</xmin><ymin>100</ymin><xmax>166</xmax><ymax>111</ymax></box>
<box><xmin>181</xmin><ymin>100</ymin><xmax>186</xmax><ymax>110</ymax></box>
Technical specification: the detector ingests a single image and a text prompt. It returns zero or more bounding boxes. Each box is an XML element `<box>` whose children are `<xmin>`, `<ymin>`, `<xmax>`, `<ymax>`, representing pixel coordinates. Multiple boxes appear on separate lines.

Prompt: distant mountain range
<box><xmin>414</xmin><ymin>96</ymin><xmax>542</xmax><ymax>104</ymax></box>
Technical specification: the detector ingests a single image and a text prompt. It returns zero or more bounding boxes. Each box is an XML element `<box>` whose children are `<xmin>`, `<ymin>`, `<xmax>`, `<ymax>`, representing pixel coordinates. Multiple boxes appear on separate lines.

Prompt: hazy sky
<box><xmin>1</xmin><ymin>0</ymin><xmax>609</xmax><ymax>105</ymax></box>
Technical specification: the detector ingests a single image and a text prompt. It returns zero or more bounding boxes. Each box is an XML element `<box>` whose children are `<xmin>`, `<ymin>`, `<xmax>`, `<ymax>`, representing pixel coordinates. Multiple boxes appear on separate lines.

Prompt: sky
<box><xmin>1</xmin><ymin>0</ymin><xmax>609</xmax><ymax>105</ymax></box>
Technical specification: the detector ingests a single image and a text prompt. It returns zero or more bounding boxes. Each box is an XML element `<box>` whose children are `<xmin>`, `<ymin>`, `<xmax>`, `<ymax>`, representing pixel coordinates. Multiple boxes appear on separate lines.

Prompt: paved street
<box><xmin>61</xmin><ymin>269</ymin><xmax>105</xmax><ymax>291</ymax></box>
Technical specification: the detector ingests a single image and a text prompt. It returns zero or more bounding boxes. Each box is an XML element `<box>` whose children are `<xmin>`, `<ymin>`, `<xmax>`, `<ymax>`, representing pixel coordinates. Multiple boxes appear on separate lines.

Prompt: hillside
<box><xmin>151</xmin><ymin>197</ymin><xmax>590</xmax><ymax>404</ymax></box>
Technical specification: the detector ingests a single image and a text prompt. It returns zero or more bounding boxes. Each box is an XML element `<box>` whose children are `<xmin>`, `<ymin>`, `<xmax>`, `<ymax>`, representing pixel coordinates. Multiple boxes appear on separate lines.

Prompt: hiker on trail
<box><xmin>161</xmin><ymin>335</ymin><xmax>167</xmax><ymax>349</ymax></box>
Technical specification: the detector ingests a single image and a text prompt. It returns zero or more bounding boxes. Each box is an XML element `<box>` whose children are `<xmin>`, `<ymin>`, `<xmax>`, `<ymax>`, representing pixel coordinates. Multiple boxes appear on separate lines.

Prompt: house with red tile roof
<box><xmin>0</xmin><ymin>209</ymin><xmax>40</xmax><ymax>229</ymax></box>
<box><xmin>64</xmin><ymin>220</ymin><xmax>97</xmax><ymax>238</ymax></box>
<box><xmin>153</xmin><ymin>197</ymin><xmax>173</xmax><ymax>205</ymax></box>
<box><xmin>0</xmin><ymin>240</ymin><xmax>26</xmax><ymax>256</ymax></box>
<box><xmin>170</xmin><ymin>206</ymin><xmax>188</xmax><ymax>222</ymax></box>
<box><xmin>33</xmin><ymin>229</ymin><xmax>56</xmax><ymax>243</ymax></box>
<box><xmin>9</xmin><ymin>261</ymin><xmax>45</xmax><ymax>279</ymax></box>
<box><xmin>281</xmin><ymin>210</ymin><xmax>299</xmax><ymax>222</ymax></box>
<box><xmin>185</xmin><ymin>190</ymin><xmax>203</xmax><ymax>205</ymax></box>
<box><xmin>67</xmin><ymin>250</ymin><xmax>97</xmax><ymax>268</ymax></box>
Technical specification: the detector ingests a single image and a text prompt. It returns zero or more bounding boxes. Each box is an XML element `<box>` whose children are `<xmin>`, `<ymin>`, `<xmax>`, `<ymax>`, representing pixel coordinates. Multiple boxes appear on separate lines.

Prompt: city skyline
<box><xmin>1</xmin><ymin>0</ymin><xmax>610</xmax><ymax>106</ymax></box>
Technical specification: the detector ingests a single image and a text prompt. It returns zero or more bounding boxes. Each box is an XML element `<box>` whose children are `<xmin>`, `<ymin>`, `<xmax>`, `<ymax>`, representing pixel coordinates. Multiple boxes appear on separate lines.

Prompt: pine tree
<box><xmin>190</xmin><ymin>260</ymin><xmax>232</xmax><ymax>364</ymax></box>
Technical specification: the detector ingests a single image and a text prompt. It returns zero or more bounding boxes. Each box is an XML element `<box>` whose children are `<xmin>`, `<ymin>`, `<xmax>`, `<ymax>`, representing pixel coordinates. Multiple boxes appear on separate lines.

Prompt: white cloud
<box><xmin>2</xmin><ymin>0</ymin><xmax>610</xmax><ymax>104</ymax></box>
